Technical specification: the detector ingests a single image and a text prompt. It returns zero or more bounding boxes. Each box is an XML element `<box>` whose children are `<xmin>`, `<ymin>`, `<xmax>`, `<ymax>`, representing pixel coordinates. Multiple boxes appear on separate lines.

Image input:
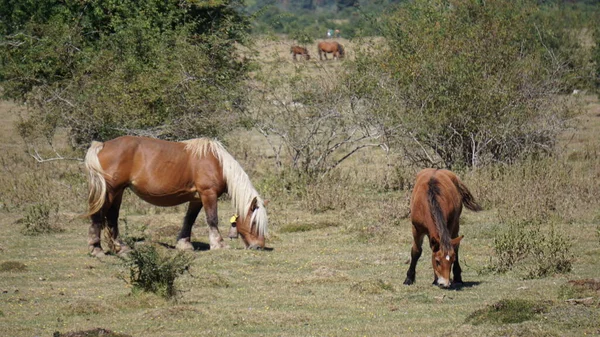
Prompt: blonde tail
<box><xmin>84</xmin><ymin>141</ymin><xmax>107</xmax><ymax>217</ymax></box>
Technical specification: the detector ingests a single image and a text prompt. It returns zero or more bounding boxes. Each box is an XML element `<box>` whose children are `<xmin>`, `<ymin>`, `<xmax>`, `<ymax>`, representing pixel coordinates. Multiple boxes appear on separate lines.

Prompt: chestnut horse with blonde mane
<box><xmin>404</xmin><ymin>168</ymin><xmax>481</xmax><ymax>288</ymax></box>
<box><xmin>318</xmin><ymin>41</ymin><xmax>344</xmax><ymax>60</ymax></box>
<box><xmin>290</xmin><ymin>46</ymin><xmax>310</xmax><ymax>61</ymax></box>
<box><xmin>84</xmin><ymin>136</ymin><xmax>268</xmax><ymax>257</ymax></box>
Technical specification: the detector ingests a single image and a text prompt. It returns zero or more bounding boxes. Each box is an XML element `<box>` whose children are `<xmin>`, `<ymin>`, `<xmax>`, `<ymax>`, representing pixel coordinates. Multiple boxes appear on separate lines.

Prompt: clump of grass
<box><xmin>279</xmin><ymin>221</ymin><xmax>340</xmax><ymax>233</ymax></box>
<box><xmin>123</xmin><ymin>244</ymin><xmax>193</xmax><ymax>299</ymax></box>
<box><xmin>350</xmin><ymin>279</ymin><xmax>395</xmax><ymax>294</ymax></box>
<box><xmin>0</xmin><ymin>261</ymin><xmax>28</xmax><ymax>272</ymax></box>
<box><xmin>491</xmin><ymin>220</ymin><xmax>573</xmax><ymax>278</ymax></box>
<box><xmin>18</xmin><ymin>201</ymin><xmax>61</xmax><ymax>236</ymax></box>
<box><xmin>465</xmin><ymin>299</ymin><xmax>550</xmax><ymax>325</ymax></box>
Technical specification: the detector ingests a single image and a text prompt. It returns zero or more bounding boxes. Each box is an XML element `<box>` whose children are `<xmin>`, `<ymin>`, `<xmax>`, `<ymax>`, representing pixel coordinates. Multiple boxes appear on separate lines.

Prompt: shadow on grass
<box><xmin>451</xmin><ymin>281</ymin><xmax>482</xmax><ymax>290</ymax></box>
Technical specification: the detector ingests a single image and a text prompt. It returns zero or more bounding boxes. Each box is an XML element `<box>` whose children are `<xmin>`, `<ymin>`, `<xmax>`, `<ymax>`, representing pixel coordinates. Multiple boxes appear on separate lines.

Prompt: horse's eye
<box><xmin>435</xmin><ymin>259</ymin><xmax>441</xmax><ymax>266</ymax></box>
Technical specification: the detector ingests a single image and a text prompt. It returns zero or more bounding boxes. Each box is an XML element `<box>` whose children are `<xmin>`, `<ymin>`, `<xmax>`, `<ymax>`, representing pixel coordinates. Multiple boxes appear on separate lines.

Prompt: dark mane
<box><xmin>427</xmin><ymin>176</ymin><xmax>451</xmax><ymax>251</ymax></box>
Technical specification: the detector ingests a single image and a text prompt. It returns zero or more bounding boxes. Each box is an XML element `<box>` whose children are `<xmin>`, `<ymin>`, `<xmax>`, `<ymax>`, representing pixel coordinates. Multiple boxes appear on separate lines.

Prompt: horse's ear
<box><xmin>451</xmin><ymin>235</ymin><xmax>464</xmax><ymax>247</ymax></box>
<box><xmin>250</xmin><ymin>197</ymin><xmax>259</xmax><ymax>211</ymax></box>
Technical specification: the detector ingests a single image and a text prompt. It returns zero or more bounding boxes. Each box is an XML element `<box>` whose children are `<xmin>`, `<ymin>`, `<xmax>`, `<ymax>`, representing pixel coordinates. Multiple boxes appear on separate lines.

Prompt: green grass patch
<box><xmin>0</xmin><ymin>261</ymin><xmax>27</xmax><ymax>272</ymax></box>
<box><xmin>466</xmin><ymin>299</ymin><xmax>550</xmax><ymax>325</ymax></box>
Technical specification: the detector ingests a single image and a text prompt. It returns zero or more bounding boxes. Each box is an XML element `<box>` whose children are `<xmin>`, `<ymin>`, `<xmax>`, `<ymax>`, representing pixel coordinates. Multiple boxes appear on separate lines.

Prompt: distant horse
<box><xmin>84</xmin><ymin>136</ymin><xmax>268</xmax><ymax>257</ymax></box>
<box><xmin>290</xmin><ymin>46</ymin><xmax>310</xmax><ymax>61</ymax></box>
<box><xmin>403</xmin><ymin>168</ymin><xmax>481</xmax><ymax>288</ymax></box>
<box><xmin>318</xmin><ymin>41</ymin><xmax>345</xmax><ymax>60</ymax></box>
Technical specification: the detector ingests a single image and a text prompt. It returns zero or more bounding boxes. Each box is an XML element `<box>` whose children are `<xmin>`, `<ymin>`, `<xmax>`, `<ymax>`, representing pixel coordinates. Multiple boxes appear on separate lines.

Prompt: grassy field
<box><xmin>1</xmin><ymin>38</ymin><xmax>600</xmax><ymax>337</ymax></box>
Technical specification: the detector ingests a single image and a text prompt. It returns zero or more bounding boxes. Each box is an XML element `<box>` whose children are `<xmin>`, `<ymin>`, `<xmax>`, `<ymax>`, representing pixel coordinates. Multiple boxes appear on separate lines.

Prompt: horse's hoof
<box><xmin>90</xmin><ymin>247</ymin><xmax>105</xmax><ymax>258</ymax></box>
<box><xmin>403</xmin><ymin>279</ymin><xmax>414</xmax><ymax>286</ymax></box>
<box><xmin>176</xmin><ymin>238</ymin><xmax>194</xmax><ymax>251</ymax></box>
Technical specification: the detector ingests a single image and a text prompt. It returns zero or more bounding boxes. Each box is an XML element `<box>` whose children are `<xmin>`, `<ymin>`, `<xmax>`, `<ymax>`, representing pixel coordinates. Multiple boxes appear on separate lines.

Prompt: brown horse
<box><xmin>404</xmin><ymin>168</ymin><xmax>481</xmax><ymax>288</ymax></box>
<box><xmin>84</xmin><ymin>136</ymin><xmax>268</xmax><ymax>257</ymax></box>
<box><xmin>318</xmin><ymin>41</ymin><xmax>345</xmax><ymax>60</ymax></box>
<box><xmin>290</xmin><ymin>46</ymin><xmax>310</xmax><ymax>61</ymax></box>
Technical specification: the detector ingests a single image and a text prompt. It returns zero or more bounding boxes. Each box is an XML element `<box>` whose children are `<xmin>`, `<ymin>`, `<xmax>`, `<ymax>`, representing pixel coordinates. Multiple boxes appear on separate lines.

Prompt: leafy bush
<box><xmin>1</xmin><ymin>0</ymin><xmax>252</xmax><ymax>149</ymax></box>
<box><xmin>345</xmin><ymin>0</ymin><xmax>589</xmax><ymax>168</ymax></box>
<box><xmin>124</xmin><ymin>245</ymin><xmax>193</xmax><ymax>299</ymax></box>
<box><xmin>491</xmin><ymin>220</ymin><xmax>573</xmax><ymax>278</ymax></box>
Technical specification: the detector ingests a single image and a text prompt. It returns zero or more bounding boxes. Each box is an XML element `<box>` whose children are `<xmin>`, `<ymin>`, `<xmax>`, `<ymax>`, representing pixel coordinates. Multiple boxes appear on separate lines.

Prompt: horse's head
<box><xmin>236</xmin><ymin>197</ymin><xmax>268</xmax><ymax>250</ymax></box>
<box><xmin>338</xmin><ymin>43</ymin><xmax>345</xmax><ymax>58</ymax></box>
<box><xmin>430</xmin><ymin>235</ymin><xmax>463</xmax><ymax>288</ymax></box>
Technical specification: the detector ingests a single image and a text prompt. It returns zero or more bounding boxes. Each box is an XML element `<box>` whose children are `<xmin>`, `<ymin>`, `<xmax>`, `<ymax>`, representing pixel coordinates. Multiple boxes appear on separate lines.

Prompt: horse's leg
<box><xmin>201</xmin><ymin>192</ymin><xmax>226</xmax><ymax>250</ymax></box>
<box><xmin>176</xmin><ymin>201</ymin><xmax>203</xmax><ymax>251</ymax></box>
<box><xmin>319</xmin><ymin>50</ymin><xmax>323</xmax><ymax>61</ymax></box>
<box><xmin>451</xmin><ymin>221</ymin><xmax>463</xmax><ymax>284</ymax></box>
<box><xmin>88</xmin><ymin>211</ymin><xmax>105</xmax><ymax>257</ymax></box>
<box><xmin>105</xmin><ymin>190</ymin><xmax>130</xmax><ymax>255</ymax></box>
<box><xmin>404</xmin><ymin>227</ymin><xmax>424</xmax><ymax>285</ymax></box>
<box><xmin>452</xmin><ymin>244</ymin><xmax>463</xmax><ymax>284</ymax></box>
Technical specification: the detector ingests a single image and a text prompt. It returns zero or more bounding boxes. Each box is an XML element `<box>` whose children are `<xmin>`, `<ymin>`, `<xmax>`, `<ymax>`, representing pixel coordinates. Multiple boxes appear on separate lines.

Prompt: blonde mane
<box><xmin>183</xmin><ymin>138</ymin><xmax>268</xmax><ymax>237</ymax></box>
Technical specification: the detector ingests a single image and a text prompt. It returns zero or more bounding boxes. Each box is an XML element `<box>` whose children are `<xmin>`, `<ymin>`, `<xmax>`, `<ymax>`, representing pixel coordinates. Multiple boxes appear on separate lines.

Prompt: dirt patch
<box><xmin>53</xmin><ymin>328</ymin><xmax>132</xmax><ymax>337</ymax></box>
<box><xmin>568</xmin><ymin>279</ymin><xmax>600</xmax><ymax>292</ymax></box>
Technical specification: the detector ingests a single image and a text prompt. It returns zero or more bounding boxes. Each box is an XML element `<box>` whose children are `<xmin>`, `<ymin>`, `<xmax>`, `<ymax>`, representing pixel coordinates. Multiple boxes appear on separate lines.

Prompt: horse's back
<box><xmin>411</xmin><ymin>169</ymin><xmax>462</xmax><ymax>228</ymax></box>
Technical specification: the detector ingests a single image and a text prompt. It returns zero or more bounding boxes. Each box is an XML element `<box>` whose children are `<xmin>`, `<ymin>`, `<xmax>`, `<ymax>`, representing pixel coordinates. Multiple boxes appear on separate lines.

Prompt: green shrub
<box><xmin>19</xmin><ymin>202</ymin><xmax>60</xmax><ymax>236</ymax></box>
<box><xmin>491</xmin><ymin>220</ymin><xmax>573</xmax><ymax>278</ymax></box>
<box><xmin>1</xmin><ymin>0</ymin><xmax>252</xmax><ymax>149</ymax></box>
<box><xmin>124</xmin><ymin>245</ymin><xmax>193</xmax><ymax>299</ymax></box>
<box><xmin>345</xmin><ymin>0</ymin><xmax>587</xmax><ymax>168</ymax></box>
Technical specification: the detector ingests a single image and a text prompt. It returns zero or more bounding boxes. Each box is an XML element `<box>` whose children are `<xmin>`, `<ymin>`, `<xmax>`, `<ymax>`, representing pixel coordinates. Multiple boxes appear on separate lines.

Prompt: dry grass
<box><xmin>1</xmin><ymin>39</ymin><xmax>600</xmax><ymax>336</ymax></box>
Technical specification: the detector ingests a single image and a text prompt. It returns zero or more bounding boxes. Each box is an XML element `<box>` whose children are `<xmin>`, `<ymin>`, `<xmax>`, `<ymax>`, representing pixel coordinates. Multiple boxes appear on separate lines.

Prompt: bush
<box><xmin>18</xmin><ymin>202</ymin><xmax>60</xmax><ymax>236</ymax></box>
<box><xmin>124</xmin><ymin>245</ymin><xmax>193</xmax><ymax>299</ymax></box>
<box><xmin>345</xmin><ymin>0</ymin><xmax>588</xmax><ymax>168</ymax></box>
<box><xmin>491</xmin><ymin>220</ymin><xmax>573</xmax><ymax>278</ymax></box>
<box><xmin>1</xmin><ymin>0</ymin><xmax>252</xmax><ymax>149</ymax></box>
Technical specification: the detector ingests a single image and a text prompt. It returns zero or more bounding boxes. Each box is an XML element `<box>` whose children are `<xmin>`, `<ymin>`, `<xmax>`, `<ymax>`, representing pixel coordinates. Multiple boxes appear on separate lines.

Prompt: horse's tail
<box><xmin>451</xmin><ymin>174</ymin><xmax>482</xmax><ymax>212</ymax></box>
<box><xmin>338</xmin><ymin>43</ymin><xmax>345</xmax><ymax>56</ymax></box>
<box><xmin>427</xmin><ymin>177</ymin><xmax>451</xmax><ymax>251</ymax></box>
<box><xmin>84</xmin><ymin>141</ymin><xmax>107</xmax><ymax>217</ymax></box>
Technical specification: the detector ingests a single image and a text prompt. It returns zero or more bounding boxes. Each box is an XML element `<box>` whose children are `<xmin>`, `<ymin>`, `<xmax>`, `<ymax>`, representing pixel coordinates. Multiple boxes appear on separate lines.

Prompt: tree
<box><xmin>345</xmin><ymin>0</ymin><xmax>590</xmax><ymax>168</ymax></box>
<box><xmin>0</xmin><ymin>0</ymin><xmax>253</xmax><ymax>150</ymax></box>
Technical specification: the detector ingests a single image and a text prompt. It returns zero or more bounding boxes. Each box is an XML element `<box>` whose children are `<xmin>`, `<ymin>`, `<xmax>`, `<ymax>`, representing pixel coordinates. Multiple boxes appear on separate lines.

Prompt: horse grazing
<box><xmin>318</xmin><ymin>41</ymin><xmax>345</xmax><ymax>60</ymax></box>
<box><xmin>404</xmin><ymin>168</ymin><xmax>481</xmax><ymax>288</ymax></box>
<box><xmin>290</xmin><ymin>46</ymin><xmax>310</xmax><ymax>61</ymax></box>
<box><xmin>84</xmin><ymin>136</ymin><xmax>268</xmax><ymax>257</ymax></box>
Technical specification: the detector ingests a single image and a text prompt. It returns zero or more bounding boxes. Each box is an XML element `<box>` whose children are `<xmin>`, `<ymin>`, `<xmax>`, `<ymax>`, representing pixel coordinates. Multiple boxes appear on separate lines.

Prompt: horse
<box><xmin>318</xmin><ymin>41</ymin><xmax>345</xmax><ymax>60</ymax></box>
<box><xmin>403</xmin><ymin>168</ymin><xmax>482</xmax><ymax>288</ymax></box>
<box><xmin>290</xmin><ymin>46</ymin><xmax>310</xmax><ymax>61</ymax></box>
<box><xmin>84</xmin><ymin>136</ymin><xmax>268</xmax><ymax>257</ymax></box>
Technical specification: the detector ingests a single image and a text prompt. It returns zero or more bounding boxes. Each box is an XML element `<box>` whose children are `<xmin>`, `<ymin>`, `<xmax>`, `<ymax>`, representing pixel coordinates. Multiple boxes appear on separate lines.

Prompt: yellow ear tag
<box><xmin>229</xmin><ymin>215</ymin><xmax>238</xmax><ymax>224</ymax></box>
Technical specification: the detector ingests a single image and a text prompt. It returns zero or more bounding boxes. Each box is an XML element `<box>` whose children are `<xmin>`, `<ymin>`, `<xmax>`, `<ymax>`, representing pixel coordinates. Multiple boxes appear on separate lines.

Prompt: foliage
<box><xmin>123</xmin><ymin>244</ymin><xmax>193</xmax><ymax>299</ymax></box>
<box><xmin>345</xmin><ymin>0</ymin><xmax>591</xmax><ymax>168</ymax></box>
<box><xmin>0</xmin><ymin>0</ymin><xmax>253</xmax><ymax>149</ymax></box>
<box><xmin>491</xmin><ymin>220</ymin><xmax>573</xmax><ymax>278</ymax></box>
<box><xmin>18</xmin><ymin>201</ymin><xmax>60</xmax><ymax>236</ymax></box>
<box><xmin>248</xmin><ymin>0</ymin><xmax>394</xmax><ymax>38</ymax></box>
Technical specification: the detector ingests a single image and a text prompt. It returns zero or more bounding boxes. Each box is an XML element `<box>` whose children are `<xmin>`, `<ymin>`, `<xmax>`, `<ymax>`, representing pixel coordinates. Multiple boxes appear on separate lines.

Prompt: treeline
<box><xmin>248</xmin><ymin>0</ymin><xmax>403</xmax><ymax>39</ymax></box>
